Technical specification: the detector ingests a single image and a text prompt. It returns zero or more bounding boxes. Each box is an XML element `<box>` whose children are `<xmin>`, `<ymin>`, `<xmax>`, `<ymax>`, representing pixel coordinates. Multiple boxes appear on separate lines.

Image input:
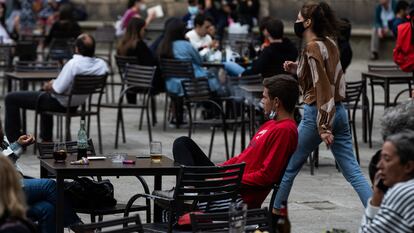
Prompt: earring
<box><xmin>269</xmin><ymin>110</ymin><xmax>277</xmax><ymax>119</ymax></box>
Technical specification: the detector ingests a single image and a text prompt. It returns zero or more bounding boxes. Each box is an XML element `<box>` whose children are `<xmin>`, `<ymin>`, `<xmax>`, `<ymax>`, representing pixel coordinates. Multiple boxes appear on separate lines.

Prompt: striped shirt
<box><xmin>297</xmin><ymin>37</ymin><xmax>346</xmax><ymax>134</ymax></box>
<box><xmin>359</xmin><ymin>179</ymin><xmax>414</xmax><ymax>233</ymax></box>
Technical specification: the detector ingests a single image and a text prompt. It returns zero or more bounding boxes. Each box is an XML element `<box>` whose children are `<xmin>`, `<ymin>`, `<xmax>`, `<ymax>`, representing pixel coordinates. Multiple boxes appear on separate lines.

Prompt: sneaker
<box><xmin>370</xmin><ymin>52</ymin><xmax>379</xmax><ymax>60</ymax></box>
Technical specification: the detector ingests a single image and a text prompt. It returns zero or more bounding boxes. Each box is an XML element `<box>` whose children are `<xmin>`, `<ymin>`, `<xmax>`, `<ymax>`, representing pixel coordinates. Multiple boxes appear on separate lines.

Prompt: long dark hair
<box><xmin>0</xmin><ymin>3</ymin><xmax>6</xmax><ymax>26</ymax></box>
<box><xmin>127</xmin><ymin>0</ymin><xmax>141</xmax><ymax>9</ymax></box>
<box><xmin>300</xmin><ymin>1</ymin><xmax>342</xmax><ymax>38</ymax></box>
<box><xmin>157</xmin><ymin>18</ymin><xmax>186</xmax><ymax>59</ymax></box>
<box><xmin>117</xmin><ymin>17</ymin><xmax>146</xmax><ymax>55</ymax></box>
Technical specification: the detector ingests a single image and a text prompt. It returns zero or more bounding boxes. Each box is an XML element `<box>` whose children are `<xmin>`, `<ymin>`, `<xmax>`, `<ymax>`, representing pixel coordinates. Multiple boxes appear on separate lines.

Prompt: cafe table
<box><xmin>361</xmin><ymin>70</ymin><xmax>414</xmax><ymax>147</ymax></box>
<box><xmin>239</xmin><ymin>84</ymin><xmax>263</xmax><ymax>144</ymax></box>
<box><xmin>40</xmin><ymin>155</ymin><xmax>180</xmax><ymax>233</ymax></box>
<box><xmin>4</xmin><ymin>71</ymin><xmax>59</xmax><ymax>92</ymax></box>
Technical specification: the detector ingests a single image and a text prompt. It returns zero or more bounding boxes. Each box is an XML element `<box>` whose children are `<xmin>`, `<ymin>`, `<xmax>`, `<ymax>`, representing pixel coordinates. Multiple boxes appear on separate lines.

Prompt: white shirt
<box><xmin>52</xmin><ymin>54</ymin><xmax>108</xmax><ymax>107</ymax></box>
<box><xmin>185</xmin><ymin>29</ymin><xmax>212</xmax><ymax>56</ymax></box>
<box><xmin>0</xmin><ymin>25</ymin><xmax>13</xmax><ymax>44</ymax></box>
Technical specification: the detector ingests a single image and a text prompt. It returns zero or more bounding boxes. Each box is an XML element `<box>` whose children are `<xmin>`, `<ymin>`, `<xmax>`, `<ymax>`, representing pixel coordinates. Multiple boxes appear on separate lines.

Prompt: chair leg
<box><xmin>115</xmin><ymin>108</ymin><xmax>121</xmax><ymax>149</ymax></box>
<box><xmin>146</xmin><ymin>106</ymin><xmax>153</xmax><ymax>143</ymax></box>
<box><xmin>208</xmin><ymin>127</ymin><xmax>216</xmax><ymax>159</ymax></box>
<box><xmin>90</xmin><ymin>214</ymin><xmax>96</xmax><ymax>223</ymax></box>
<box><xmin>65</xmin><ymin>116</ymin><xmax>71</xmax><ymax>141</ymax></box>
<box><xmin>163</xmin><ymin>94</ymin><xmax>168</xmax><ymax>131</ymax></box>
<box><xmin>151</xmin><ymin>95</ymin><xmax>157</xmax><ymax>126</ymax></box>
<box><xmin>120</xmin><ymin>109</ymin><xmax>126</xmax><ymax>143</ymax></box>
<box><xmin>139</xmin><ymin>97</ymin><xmax>145</xmax><ymax>131</ymax></box>
<box><xmin>97</xmin><ymin>113</ymin><xmax>103</xmax><ymax>154</ymax></box>
<box><xmin>223</xmin><ymin>125</ymin><xmax>230</xmax><ymax>161</ymax></box>
<box><xmin>231</xmin><ymin>126</ymin><xmax>237</xmax><ymax>158</ymax></box>
<box><xmin>33</xmin><ymin>112</ymin><xmax>38</xmax><ymax>154</ymax></box>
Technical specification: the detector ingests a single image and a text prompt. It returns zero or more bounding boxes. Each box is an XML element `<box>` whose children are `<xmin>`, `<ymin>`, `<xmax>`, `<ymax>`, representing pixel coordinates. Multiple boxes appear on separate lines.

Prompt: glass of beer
<box><xmin>53</xmin><ymin>142</ymin><xmax>67</xmax><ymax>163</ymax></box>
<box><xmin>150</xmin><ymin>141</ymin><xmax>162</xmax><ymax>163</ymax></box>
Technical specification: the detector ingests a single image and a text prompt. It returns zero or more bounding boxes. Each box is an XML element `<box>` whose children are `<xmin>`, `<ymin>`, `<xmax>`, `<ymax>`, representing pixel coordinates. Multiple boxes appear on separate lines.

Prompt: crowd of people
<box><xmin>1</xmin><ymin>0</ymin><xmax>414</xmax><ymax>232</ymax></box>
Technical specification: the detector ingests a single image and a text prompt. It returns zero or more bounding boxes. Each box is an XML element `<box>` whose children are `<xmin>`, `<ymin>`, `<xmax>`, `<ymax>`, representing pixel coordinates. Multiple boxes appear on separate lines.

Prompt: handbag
<box><xmin>65</xmin><ymin>177</ymin><xmax>117</xmax><ymax>209</ymax></box>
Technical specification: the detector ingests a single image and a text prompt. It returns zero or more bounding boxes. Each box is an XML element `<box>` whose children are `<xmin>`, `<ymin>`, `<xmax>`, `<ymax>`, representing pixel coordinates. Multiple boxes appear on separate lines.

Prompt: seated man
<box><xmin>5</xmin><ymin>33</ymin><xmax>108</xmax><ymax>142</ymax></box>
<box><xmin>173</xmin><ymin>75</ymin><xmax>299</xmax><ymax>208</ymax></box>
<box><xmin>185</xmin><ymin>13</ymin><xmax>216</xmax><ymax>57</ymax></box>
<box><xmin>0</xmin><ymin>117</ymin><xmax>81</xmax><ymax>233</ymax></box>
<box><xmin>359</xmin><ymin>130</ymin><xmax>414</xmax><ymax>233</ymax></box>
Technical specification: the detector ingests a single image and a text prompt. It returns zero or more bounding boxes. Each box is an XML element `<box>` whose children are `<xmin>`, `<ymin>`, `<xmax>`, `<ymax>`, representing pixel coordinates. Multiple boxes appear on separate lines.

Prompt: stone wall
<box><xmin>74</xmin><ymin>0</ymin><xmax>377</xmax><ymax>28</ymax></box>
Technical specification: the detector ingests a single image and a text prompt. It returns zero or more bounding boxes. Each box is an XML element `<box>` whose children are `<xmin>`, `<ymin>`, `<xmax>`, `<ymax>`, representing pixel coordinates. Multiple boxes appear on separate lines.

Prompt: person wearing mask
<box><xmin>393</xmin><ymin>1</ymin><xmax>414</xmax><ymax>72</ymax></box>
<box><xmin>359</xmin><ymin>130</ymin><xmax>414</xmax><ymax>233</ymax></box>
<box><xmin>272</xmin><ymin>1</ymin><xmax>372</xmax><ymax>220</ymax></box>
<box><xmin>120</xmin><ymin>0</ymin><xmax>155</xmax><ymax>31</ymax></box>
<box><xmin>370</xmin><ymin>0</ymin><xmax>397</xmax><ymax>60</ymax></box>
<box><xmin>182</xmin><ymin>0</ymin><xmax>200</xmax><ymax>30</ymax></box>
<box><xmin>389</xmin><ymin>0</ymin><xmax>409</xmax><ymax>37</ymax></box>
<box><xmin>173</xmin><ymin>75</ymin><xmax>299</xmax><ymax>208</ymax></box>
<box><xmin>5</xmin><ymin>33</ymin><xmax>108</xmax><ymax>142</ymax></box>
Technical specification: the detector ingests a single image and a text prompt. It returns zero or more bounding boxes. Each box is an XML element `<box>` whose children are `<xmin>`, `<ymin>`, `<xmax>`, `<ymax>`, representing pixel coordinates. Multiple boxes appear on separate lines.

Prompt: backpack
<box><xmin>393</xmin><ymin>22</ymin><xmax>414</xmax><ymax>72</ymax></box>
<box><xmin>65</xmin><ymin>177</ymin><xmax>117</xmax><ymax>209</ymax></box>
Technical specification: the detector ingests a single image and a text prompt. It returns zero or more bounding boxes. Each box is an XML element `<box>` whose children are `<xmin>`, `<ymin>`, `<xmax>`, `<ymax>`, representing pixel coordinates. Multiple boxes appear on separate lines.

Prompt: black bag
<box><xmin>65</xmin><ymin>177</ymin><xmax>117</xmax><ymax>209</ymax></box>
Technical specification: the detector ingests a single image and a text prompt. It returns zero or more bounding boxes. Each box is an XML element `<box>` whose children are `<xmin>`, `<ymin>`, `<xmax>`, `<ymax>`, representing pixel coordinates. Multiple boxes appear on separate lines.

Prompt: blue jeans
<box><xmin>23</xmin><ymin>179</ymin><xmax>80</xmax><ymax>233</ymax></box>
<box><xmin>273</xmin><ymin>104</ymin><xmax>372</xmax><ymax>209</ymax></box>
<box><xmin>224</xmin><ymin>61</ymin><xmax>245</xmax><ymax>77</ymax></box>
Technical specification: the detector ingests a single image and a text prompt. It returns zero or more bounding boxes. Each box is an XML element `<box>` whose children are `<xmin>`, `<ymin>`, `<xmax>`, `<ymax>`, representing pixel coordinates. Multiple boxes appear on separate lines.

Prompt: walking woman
<box><xmin>272</xmin><ymin>1</ymin><xmax>372</xmax><ymax>216</ymax></box>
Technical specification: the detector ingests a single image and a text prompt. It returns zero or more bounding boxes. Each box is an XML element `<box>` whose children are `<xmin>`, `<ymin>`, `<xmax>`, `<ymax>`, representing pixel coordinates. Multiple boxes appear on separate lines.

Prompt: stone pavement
<box><xmin>5</xmin><ymin>58</ymin><xmax>409</xmax><ymax>233</ymax></box>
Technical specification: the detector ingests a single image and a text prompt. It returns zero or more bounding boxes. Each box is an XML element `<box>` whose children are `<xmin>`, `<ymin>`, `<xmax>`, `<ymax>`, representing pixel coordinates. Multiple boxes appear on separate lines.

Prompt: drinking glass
<box><xmin>53</xmin><ymin>142</ymin><xmax>67</xmax><ymax>163</ymax></box>
<box><xmin>110</xmin><ymin>152</ymin><xmax>127</xmax><ymax>163</ymax></box>
<box><xmin>150</xmin><ymin>141</ymin><xmax>162</xmax><ymax>163</ymax></box>
<box><xmin>228</xmin><ymin>202</ymin><xmax>247</xmax><ymax>233</ymax></box>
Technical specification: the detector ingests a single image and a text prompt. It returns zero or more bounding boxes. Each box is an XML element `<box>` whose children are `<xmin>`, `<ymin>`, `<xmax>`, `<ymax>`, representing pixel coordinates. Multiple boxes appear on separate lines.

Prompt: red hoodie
<box><xmin>221</xmin><ymin>119</ymin><xmax>298</xmax><ymax>208</ymax></box>
<box><xmin>393</xmin><ymin>22</ymin><xmax>414</xmax><ymax>72</ymax></box>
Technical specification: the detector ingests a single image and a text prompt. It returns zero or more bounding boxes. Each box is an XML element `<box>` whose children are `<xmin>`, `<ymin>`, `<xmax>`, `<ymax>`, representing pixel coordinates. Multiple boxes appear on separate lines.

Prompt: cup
<box><xmin>150</xmin><ymin>141</ymin><xmax>162</xmax><ymax>163</ymax></box>
<box><xmin>111</xmin><ymin>153</ymin><xmax>126</xmax><ymax>163</ymax></box>
<box><xmin>53</xmin><ymin>142</ymin><xmax>67</xmax><ymax>163</ymax></box>
<box><xmin>228</xmin><ymin>202</ymin><xmax>247</xmax><ymax>233</ymax></box>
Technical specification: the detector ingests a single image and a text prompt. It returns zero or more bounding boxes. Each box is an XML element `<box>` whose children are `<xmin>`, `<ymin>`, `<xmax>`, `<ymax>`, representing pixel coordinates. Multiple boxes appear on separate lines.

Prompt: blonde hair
<box><xmin>0</xmin><ymin>156</ymin><xmax>27</xmax><ymax>219</ymax></box>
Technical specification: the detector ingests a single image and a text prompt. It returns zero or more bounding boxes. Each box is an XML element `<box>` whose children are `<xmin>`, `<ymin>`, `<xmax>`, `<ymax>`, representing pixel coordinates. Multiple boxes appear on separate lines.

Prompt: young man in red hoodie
<box><xmin>173</xmin><ymin>74</ymin><xmax>299</xmax><ymax>208</ymax></box>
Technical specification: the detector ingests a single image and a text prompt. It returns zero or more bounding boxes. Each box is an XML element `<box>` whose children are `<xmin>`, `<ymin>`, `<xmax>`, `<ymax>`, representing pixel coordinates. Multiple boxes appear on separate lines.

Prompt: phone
<box><xmin>136</xmin><ymin>155</ymin><xmax>150</xmax><ymax>159</ymax></box>
<box><xmin>123</xmin><ymin>160</ymin><xmax>136</xmax><ymax>164</ymax></box>
<box><xmin>376</xmin><ymin>179</ymin><xmax>389</xmax><ymax>193</ymax></box>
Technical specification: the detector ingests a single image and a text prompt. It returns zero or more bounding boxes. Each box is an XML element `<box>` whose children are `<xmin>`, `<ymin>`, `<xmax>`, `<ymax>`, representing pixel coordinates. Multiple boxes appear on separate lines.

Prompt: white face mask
<box><xmin>140</xmin><ymin>4</ymin><xmax>147</xmax><ymax>11</ymax></box>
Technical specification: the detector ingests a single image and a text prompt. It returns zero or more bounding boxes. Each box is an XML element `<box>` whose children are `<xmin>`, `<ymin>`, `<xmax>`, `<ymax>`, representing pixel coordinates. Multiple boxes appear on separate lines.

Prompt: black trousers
<box><xmin>5</xmin><ymin>91</ymin><xmax>74</xmax><ymax>141</ymax></box>
<box><xmin>173</xmin><ymin>136</ymin><xmax>215</xmax><ymax>166</ymax></box>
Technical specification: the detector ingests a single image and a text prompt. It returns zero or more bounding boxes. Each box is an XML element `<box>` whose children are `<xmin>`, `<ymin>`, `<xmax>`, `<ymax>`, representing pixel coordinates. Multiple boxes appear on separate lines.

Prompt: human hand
<box><xmin>377</xmin><ymin>28</ymin><xmax>385</xmax><ymax>38</ymax></box>
<box><xmin>320</xmin><ymin>131</ymin><xmax>334</xmax><ymax>148</ymax></box>
<box><xmin>42</xmin><ymin>81</ymin><xmax>53</xmax><ymax>92</ymax></box>
<box><xmin>283</xmin><ymin>61</ymin><xmax>298</xmax><ymax>74</ymax></box>
<box><xmin>371</xmin><ymin>171</ymin><xmax>386</xmax><ymax>206</ymax></box>
<box><xmin>17</xmin><ymin>134</ymin><xmax>35</xmax><ymax>147</ymax></box>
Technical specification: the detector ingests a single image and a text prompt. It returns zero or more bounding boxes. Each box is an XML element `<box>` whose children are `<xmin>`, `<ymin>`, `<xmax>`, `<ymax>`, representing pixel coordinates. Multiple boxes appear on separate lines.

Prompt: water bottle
<box><xmin>77</xmin><ymin>120</ymin><xmax>88</xmax><ymax>160</ymax></box>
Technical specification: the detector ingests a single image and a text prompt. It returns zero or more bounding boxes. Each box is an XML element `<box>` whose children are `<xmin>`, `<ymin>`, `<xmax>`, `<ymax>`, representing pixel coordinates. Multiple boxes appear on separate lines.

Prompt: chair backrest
<box><xmin>159</xmin><ymin>58</ymin><xmax>195</xmax><ymax>80</ymax></box>
<box><xmin>48</xmin><ymin>38</ymin><xmax>74</xmax><ymax>61</ymax></box>
<box><xmin>93</xmin><ymin>25</ymin><xmax>116</xmax><ymax>43</ymax></box>
<box><xmin>181</xmin><ymin>78</ymin><xmax>211</xmax><ymax>101</ymax></box>
<box><xmin>67</xmin><ymin>74</ymin><xmax>108</xmax><ymax>111</ymax></box>
<box><xmin>15</xmin><ymin>61</ymin><xmax>61</xmax><ymax>72</ymax></box>
<box><xmin>228</xmin><ymin>74</ymin><xmax>263</xmax><ymax>86</ymax></box>
<box><xmin>15</xmin><ymin>40</ymin><xmax>38</xmax><ymax>61</ymax></box>
<box><xmin>190</xmin><ymin>208</ymin><xmax>272</xmax><ymax>233</ymax></box>
<box><xmin>115</xmin><ymin>55</ymin><xmax>139</xmax><ymax>80</ymax></box>
<box><xmin>71</xmin><ymin>215</ymin><xmax>143</xmax><ymax>233</ymax></box>
<box><xmin>37</xmin><ymin>138</ymin><xmax>96</xmax><ymax>159</ymax></box>
<box><xmin>343</xmin><ymin>80</ymin><xmax>364</xmax><ymax>118</ymax></box>
<box><xmin>0</xmin><ymin>45</ymin><xmax>13</xmax><ymax>70</ymax></box>
<box><xmin>124</xmin><ymin>64</ymin><xmax>156</xmax><ymax>91</ymax></box>
<box><xmin>368</xmin><ymin>64</ymin><xmax>400</xmax><ymax>72</ymax></box>
<box><xmin>174</xmin><ymin>163</ymin><xmax>245</xmax><ymax>205</ymax></box>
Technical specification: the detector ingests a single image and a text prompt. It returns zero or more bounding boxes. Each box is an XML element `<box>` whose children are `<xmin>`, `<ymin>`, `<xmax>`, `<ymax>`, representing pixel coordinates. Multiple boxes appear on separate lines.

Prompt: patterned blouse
<box><xmin>297</xmin><ymin>37</ymin><xmax>346</xmax><ymax>134</ymax></box>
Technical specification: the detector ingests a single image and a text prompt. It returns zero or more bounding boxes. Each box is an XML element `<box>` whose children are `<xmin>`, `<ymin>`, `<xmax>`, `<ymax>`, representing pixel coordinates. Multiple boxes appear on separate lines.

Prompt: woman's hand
<box><xmin>320</xmin><ymin>131</ymin><xmax>334</xmax><ymax>148</ymax></box>
<box><xmin>283</xmin><ymin>61</ymin><xmax>298</xmax><ymax>74</ymax></box>
<box><xmin>371</xmin><ymin>171</ymin><xmax>385</xmax><ymax>207</ymax></box>
<box><xmin>17</xmin><ymin>134</ymin><xmax>35</xmax><ymax>147</ymax></box>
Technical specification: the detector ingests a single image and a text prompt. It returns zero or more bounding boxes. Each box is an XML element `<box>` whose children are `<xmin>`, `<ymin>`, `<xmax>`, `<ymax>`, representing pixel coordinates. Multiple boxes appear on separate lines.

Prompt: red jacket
<box><xmin>221</xmin><ymin>119</ymin><xmax>298</xmax><ymax>208</ymax></box>
<box><xmin>393</xmin><ymin>22</ymin><xmax>414</xmax><ymax>72</ymax></box>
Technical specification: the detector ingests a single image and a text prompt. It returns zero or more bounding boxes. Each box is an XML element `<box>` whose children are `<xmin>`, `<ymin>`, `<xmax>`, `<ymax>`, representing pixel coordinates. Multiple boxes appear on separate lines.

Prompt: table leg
<box><xmin>7</xmin><ymin>76</ymin><xmax>11</xmax><ymax>92</ymax></box>
<box><xmin>154</xmin><ymin>175</ymin><xmax>162</xmax><ymax>223</ymax></box>
<box><xmin>361</xmin><ymin>76</ymin><xmax>367</xmax><ymax>143</ymax></box>
<box><xmin>56</xmin><ymin>174</ymin><xmax>65</xmax><ymax>233</ymax></box>
<box><xmin>240</xmin><ymin>101</ymin><xmax>246</xmax><ymax>151</ymax></box>
<box><xmin>385</xmin><ymin>79</ymin><xmax>390</xmax><ymax>108</ymax></box>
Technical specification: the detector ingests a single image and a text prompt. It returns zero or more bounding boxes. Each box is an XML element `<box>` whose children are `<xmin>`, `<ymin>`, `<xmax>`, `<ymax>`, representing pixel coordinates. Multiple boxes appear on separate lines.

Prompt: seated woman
<box><xmin>359</xmin><ymin>130</ymin><xmax>414</xmax><ymax>233</ymax></box>
<box><xmin>173</xmin><ymin>75</ymin><xmax>299</xmax><ymax>208</ymax></box>
<box><xmin>0</xmin><ymin>118</ymin><xmax>81</xmax><ymax>233</ymax></box>
<box><xmin>225</xmin><ymin>18</ymin><xmax>298</xmax><ymax>78</ymax></box>
<box><xmin>44</xmin><ymin>4</ymin><xmax>81</xmax><ymax>48</ymax></box>
<box><xmin>117</xmin><ymin>17</ymin><xmax>159</xmax><ymax>104</ymax></box>
<box><xmin>0</xmin><ymin>3</ymin><xmax>14</xmax><ymax>44</ymax></box>
<box><xmin>0</xmin><ymin>156</ymin><xmax>36</xmax><ymax>233</ymax></box>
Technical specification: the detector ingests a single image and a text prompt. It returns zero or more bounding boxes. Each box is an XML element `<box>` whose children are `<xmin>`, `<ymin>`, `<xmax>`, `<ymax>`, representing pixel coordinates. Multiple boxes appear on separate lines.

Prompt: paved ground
<box><xmin>3</xmin><ymin>58</ymin><xmax>409</xmax><ymax>233</ymax></box>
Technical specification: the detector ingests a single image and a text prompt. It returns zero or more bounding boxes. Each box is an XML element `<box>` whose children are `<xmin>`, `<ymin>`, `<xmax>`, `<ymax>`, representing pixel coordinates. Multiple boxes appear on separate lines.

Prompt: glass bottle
<box><xmin>77</xmin><ymin>120</ymin><xmax>88</xmax><ymax>160</ymax></box>
<box><xmin>276</xmin><ymin>201</ymin><xmax>291</xmax><ymax>233</ymax></box>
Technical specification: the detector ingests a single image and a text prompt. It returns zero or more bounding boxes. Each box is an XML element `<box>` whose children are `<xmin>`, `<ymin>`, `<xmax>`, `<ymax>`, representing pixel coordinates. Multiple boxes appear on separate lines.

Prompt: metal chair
<box><xmin>37</xmin><ymin>140</ymin><xmax>152</xmax><ymax>224</ymax></box>
<box><xmin>190</xmin><ymin>208</ymin><xmax>272</xmax><ymax>233</ymax></box>
<box><xmin>159</xmin><ymin>58</ymin><xmax>195</xmax><ymax>130</ymax></box>
<box><xmin>46</xmin><ymin>38</ymin><xmax>74</xmax><ymax>63</ymax></box>
<box><xmin>34</xmin><ymin>74</ymin><xmax>107</xmax><ymax>154</ymax></box>
<box><xmin>70</xmin><ymin>215</ymin><xmax>144</xmax><ymax>233</ymax></box>
<box><xmin>0</xmin><ymin>45</ymin><xmax>14</xmax><ymax>94</ymax></box>
<box><xmin>111</xmin><ymin>64</ymin><xmax>156</xmax><ymax>148</ymax></box>
<box><xmin>15</xmin><ymin>40</ymin><xmax>38</xmax><ymax>61</ymax></box>
<box><xmin>113</xmin><ymin>55</ymin><xmax>140</xmax><ymax>102</ymax></box>
<box><xmin>124</xmin><ymin>163</ymin><xmax>245</xmax><ymax>233</ymax></box>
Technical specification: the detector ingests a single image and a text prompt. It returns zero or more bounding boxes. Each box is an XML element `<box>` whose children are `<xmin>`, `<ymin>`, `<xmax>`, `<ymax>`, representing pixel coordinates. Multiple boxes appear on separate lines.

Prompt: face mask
<box><xmin>188</xmin><ymin>6</ymin><xmax>199</xmax><ymax>15</ymax></box>
<box><xmin>140</xmin><ymin>4</ymin><xmax>147</xmax><ymax>11</ymax></box>
<box><xmin>294</xmin><ymin>21</ymin><xmax>306</xmax><ymax>38</ymax></box>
